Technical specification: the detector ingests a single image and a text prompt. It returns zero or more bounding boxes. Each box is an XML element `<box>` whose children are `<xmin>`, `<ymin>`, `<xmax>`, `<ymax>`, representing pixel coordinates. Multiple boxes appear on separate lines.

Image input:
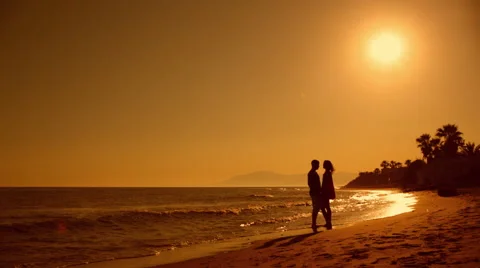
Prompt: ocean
<box><xmin>0</xmin><ymin>187</ymin><xmax>416</xmax><ymax>268</ymax></box>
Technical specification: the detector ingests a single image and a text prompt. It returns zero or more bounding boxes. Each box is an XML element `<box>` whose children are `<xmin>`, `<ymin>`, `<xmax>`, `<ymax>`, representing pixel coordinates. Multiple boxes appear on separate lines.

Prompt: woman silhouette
<box><xmin>321</xmin><ymin>160</ymin><xmax>336</xmax><ymax>230</ymax></box>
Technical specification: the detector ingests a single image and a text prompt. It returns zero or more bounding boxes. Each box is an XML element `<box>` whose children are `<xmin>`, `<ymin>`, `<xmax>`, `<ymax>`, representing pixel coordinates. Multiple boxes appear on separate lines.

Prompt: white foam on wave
<box><xmin>249</xmin><ymin>194</ymin><xmax>274</xmax><ymax>198</ymax></box>
<box><xmin>239</xmin><ymin>212</ymin><xmax>311</xmax><ymax>228</ymax></box>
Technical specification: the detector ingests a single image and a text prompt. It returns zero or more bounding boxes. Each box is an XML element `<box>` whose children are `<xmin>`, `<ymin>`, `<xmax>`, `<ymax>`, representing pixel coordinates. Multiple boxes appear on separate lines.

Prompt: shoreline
<box><xmin>79</xmin><ymin>189</ymin><xmax>418</xmax><ymax>268</ymax></box>
<box><xmin>78</xmin><ymin>229</ymin><xmax>314</xmax><ymax>268</ymax></box>
<box><xmin>340</xmin><ymin>186</ymin><xmax>401</xmax><ymax>190</ymax></box>
<box><xmin>155</xmin><ymin>188</ymin><xmax>480</xmax><ymax>268</ymax></box>
<box><xmin>78</xmin><ymin>217</ymin><xmax>375</xmax><ymax>268</ymax></box>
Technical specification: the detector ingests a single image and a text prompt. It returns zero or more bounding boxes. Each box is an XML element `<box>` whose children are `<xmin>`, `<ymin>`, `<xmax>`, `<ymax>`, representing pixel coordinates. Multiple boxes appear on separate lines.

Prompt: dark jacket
<box><xmin>322</xmin><ymin>171</ymin><xmax>336</xmax><ymax>200</ymax></box>
<box><xmin>308</xmin><ymin>170</ymin><xmax>321</xmax><ymax>196</ymax></box>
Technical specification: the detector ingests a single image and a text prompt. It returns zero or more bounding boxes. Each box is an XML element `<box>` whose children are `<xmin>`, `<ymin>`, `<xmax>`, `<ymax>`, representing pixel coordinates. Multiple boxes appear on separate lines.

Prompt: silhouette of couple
<box><xmin>308</xmin><ymin>159</ymin><xmax>336</xmax><ymax>233</ymax></box>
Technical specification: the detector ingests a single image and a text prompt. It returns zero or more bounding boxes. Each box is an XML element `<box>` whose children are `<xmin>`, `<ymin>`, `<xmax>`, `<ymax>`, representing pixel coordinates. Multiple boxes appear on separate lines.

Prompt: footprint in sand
<box><xmin>270</xmin><ymin>254</ymin><xmax>286</xmax><ymax>259</ymax></box>
<box><xmin>417</xmin><ymin>250</ymin><xmax>442</xmax><ymax>256</ymax></box>
<box><xmin>399</xmin><ymin>243</ymin><xmax>421</xmax><ymax>249</ymax></box>
<box><xmin>445</xmin><ymin>237</ymin><xmax>460</xmax><ymax>243</ymax></box>
<box><xmin>373</xmin><ymin>245</ymin><xmax>391</xmax><ymax>250</ymax></box>
<box><xmin>371</xmin><ymin>257</ymin><xmax>390</xmax><ymax>265</ymax></box>
<box><xmin>315</xmin><ymin>253</ymin><xmax>334</xmax><ymax>260</ymax></box>
<box><xmin>372</xmin><ymin>240</ymin><xmax>386</xmax><ymax>245</ymax></box>
<box><xmin>379</xmin><ymin>233</ymin><xmax>408</xmax><ymax>240</ymax></box>
<box><xmin>396</xmin><ymin>255</ymin><xmax>428</xmax><ymax>267</ymax></box>
<box><xmin>448</xmin><ymin>246</ymin><xmax>461</xmax><ymax>253</ymax></box>
<box><xmin>340</xmin><ymin>245</ymin><xmax>354</xmax><ymax>250</ymax></box>
<box><xmin>345</xmin><ymin>248</ymin><xmax>369</xmax><ymax>260</ymax></box>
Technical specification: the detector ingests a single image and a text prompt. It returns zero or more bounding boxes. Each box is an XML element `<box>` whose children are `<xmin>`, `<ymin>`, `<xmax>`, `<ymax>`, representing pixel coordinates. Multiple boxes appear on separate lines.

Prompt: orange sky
<box><xmin>1</xmin><ymin>1</ymin><xmax>479</xmax><ymax>186</ymax></box>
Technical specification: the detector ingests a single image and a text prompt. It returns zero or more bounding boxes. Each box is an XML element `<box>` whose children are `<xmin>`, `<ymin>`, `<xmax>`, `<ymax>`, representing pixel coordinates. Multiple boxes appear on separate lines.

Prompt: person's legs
<box><xmin>325</xmin><ymin>200</ymin><xmax>332</xmax><ymax>230</ymax></box>
<box><xmin>319</xmin><ymin>196</ymin><xmax>329</xmax><ymax>226</ymax></box>
<box><xmin>311</xmin><ymin>195</ymin><xmax>320</xmax><ymax>232</ymax></box>
<box><xmin>311</xmin><ymin>208</ymin><xmax>319</xmax><ymax>229</ymax></box>
<box><xmin>320</xmin><ymin>206</ymin><xmax>328</xmax><ymax>225</ymax></box>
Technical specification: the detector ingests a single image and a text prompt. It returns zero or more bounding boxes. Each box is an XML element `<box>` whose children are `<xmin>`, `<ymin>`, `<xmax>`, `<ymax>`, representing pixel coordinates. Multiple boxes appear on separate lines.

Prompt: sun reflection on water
<box><xmin>381</xmin><ymin>192</ymin><xmax>417</xmax><ymax>218</ymax></box>
<box><xmin>346</xmin><ymin>190</ymin><xmax>418</xmax><ymax>221</ymax></box>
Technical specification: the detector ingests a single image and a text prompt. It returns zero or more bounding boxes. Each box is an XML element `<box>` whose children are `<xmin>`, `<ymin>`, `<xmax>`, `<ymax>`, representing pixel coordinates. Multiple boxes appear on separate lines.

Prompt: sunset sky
<box><xmin>1</xmin><ymin>1</ymin><xmax>479</xmax><ymax>186</ymax></box>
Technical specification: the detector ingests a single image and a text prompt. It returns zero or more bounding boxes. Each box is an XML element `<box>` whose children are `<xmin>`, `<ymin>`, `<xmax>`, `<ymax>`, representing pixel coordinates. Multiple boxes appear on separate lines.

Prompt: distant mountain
<box><xmin>220</xmin><ymin>171</ymin><xmax>356</xmax><ymax>187</ymax></box>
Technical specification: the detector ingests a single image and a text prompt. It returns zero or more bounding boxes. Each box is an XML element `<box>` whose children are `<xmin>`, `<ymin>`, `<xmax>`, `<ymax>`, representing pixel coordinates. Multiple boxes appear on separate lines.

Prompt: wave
<box><xmin>0</xmin><ymin>201</ymin><xmax>313</xmax><ymax>235</ymax></box>
<box><xmin>350</xmin><ymin>191</ymin><xmax>389</xmax><ymax>203</ymax></box>
<box><xmin>119</xmin><ymin>201</ymin><xmax>311</xmax><ymax>217</ymax></box>
<box><xmin>0</xmin><ymin>217</ymin><xmax>110</xmax><ymax>236</ymax></box>
<box><xmin>240</xmin><ymin>212</ymin><xmax>311</xmax><ymax>227</ymax></box>
<box><xmin>249</xmin><ymin>194</ymin><xmax>274</xmax><ymax>198</ymax></box>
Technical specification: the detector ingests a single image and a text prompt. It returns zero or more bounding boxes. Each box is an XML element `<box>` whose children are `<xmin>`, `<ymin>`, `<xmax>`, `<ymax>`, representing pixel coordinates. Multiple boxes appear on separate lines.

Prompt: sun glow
<box><xmin>368</xmin><ymin>32</ymin><xmax>405</xmax><ymax>65</ymax></box>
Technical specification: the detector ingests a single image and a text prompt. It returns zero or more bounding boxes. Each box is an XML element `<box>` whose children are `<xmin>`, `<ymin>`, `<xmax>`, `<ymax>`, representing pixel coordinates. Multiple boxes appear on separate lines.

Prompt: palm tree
<box><xmin>389</xmin><ymin>161</ymin><xmax>402</xmax><ymax>169</ymax></box>
<box><xmin>461</xmin><ymin>142</ymin><xmax>480</xmax><ymax>157</ymax></box>
<box><xmin>431</xmin><ymin>138</ymin><xmax>442</xmax><ymax>158</ymax></box>
<box><xmin>404</xmin><ymin>159</ymin><xmax>412</xmax><ymax>167</ymax></box>
<box><xmin>389</xmin><ymin>160</ymin><xmax>396</xmax><ymax>169</ymax></box>
<box><xmin>380</xmin><ymin>160</ymin><xmax>389</xmax><ymax>170</ymax></box>
<box><xmin>416</xmin><ymin>134</ymin><xmax>434</xmax><ymax>161</ymax></box>
<box><xmin>435</xmin><ymin>124</ymin><xmax>464</xmax><ymax>157</ymax></box>
<box><xmin>403</xmin><ymin>159</ymin><xmax>426</xmax><ymax>187</ymax></box>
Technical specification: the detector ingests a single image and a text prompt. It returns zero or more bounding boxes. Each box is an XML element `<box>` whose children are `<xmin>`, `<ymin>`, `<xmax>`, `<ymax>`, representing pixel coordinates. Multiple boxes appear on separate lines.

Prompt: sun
<box><xmin>367</xmin><ymin>32</ymin><xmax>404</xmax><ymax>65</ymax></box>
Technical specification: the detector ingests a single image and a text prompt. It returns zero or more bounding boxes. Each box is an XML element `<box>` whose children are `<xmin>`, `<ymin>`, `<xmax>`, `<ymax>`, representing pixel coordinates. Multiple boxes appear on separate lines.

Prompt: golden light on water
<box><xmin>349</xmin><ymin>190</ymin><xmax>418</xmax><ymax>220</ymax></box>
<box><xmin>343</xmin><ymin>190</ymin><xmax>418</xmax><ymax>222</ymax></box>
<box><xmin>380</xmin><ymin>191</ymin><xmax>417</xmax><ymax>218</ymax></box>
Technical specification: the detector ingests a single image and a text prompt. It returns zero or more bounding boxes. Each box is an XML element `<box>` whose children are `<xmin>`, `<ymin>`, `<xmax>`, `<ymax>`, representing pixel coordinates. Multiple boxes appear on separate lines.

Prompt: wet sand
<box><xmin>155</xmin><ymin>189</ymin><xmax>480</xmax><ymax>267</ymax></box>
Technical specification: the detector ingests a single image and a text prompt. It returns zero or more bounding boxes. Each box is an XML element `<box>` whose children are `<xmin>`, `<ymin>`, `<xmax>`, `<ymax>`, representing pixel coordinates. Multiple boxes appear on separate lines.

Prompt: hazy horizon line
<box><xmin>0</xmin><ymin>185</ymin><xmax>349</xmax><ymax>188</ymax></box>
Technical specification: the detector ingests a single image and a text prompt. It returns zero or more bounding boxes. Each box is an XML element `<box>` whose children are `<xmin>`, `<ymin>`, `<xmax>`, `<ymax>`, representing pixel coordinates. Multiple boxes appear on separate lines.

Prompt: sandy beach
<box><xmin>156</xmin><ymin>189</ymin><xmax>480</xmax><ymax>268</ymax></box>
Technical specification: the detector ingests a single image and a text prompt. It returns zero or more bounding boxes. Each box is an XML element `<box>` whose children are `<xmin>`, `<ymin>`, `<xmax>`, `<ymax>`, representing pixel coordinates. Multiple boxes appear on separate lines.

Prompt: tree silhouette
<box><xmin>431</xmin><ymin>138</ymin><xmax>442</xmax><ymax>158</ymax></box>
<box><xmin>391</xmin><ymin>161</ymin><xmax>402</xmax><ymax>168</ymax></box>
<box><xmin>435</xmin><ymin>124</ymin><xmax>464</xmax><ymax>157</ymax></box>
<box><xmin>350</xmin><ymin>123</ymin><xmax>479</xmax><ymax>190</ymax></box>
<box><xmin>461</xmin><ymin>142</ymin><xmax>480</xmax><ymax>157</ymax></box>
<box><xmin>380</xmin><ymin>160</ymin><xmax>389</xmax><ymax>170</ymax></box>
<box><xmin>402</xmin><ymin>159</ymin><xmax>426</xmax><ymax>187</ymax></box>
<box><xmin>404</xmin><ymin>159</ymin><xmax>412</xmax><ymax>167</ymax></box>
<box><xmin>416</xmin><ymin>134</ymin><xmax>434</xmax><ymax>161</ymax></box>
<box><xmin>390</xmin><ymin>160</ymin><xmax>396</xmax><ymax>168</ymax></box>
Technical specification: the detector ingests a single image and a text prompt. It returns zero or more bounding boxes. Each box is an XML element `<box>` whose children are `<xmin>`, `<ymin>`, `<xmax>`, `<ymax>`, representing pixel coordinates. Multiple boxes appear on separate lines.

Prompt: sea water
<box><xmin>0</xmin><ymin>187</ymin><xmax>416</xmax><ymax>268</ymax></box>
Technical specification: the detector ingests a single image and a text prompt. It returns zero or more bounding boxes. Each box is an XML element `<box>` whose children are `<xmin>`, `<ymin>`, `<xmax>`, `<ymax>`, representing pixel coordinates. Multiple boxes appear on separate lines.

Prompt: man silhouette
<box><xmin>308</xmin><ymin>159</ymin><xmax>327</xmax><ymax>232</ymax></box>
